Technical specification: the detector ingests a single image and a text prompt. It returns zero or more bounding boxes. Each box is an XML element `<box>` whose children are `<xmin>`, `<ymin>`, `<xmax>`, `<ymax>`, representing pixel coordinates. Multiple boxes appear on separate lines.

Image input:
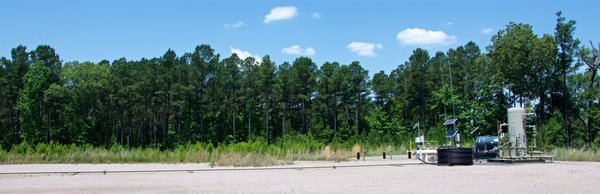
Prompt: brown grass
<box><xmin>553</xmin><ymin>148</ymin><xmax>600</xmax><ymax>162</ymax></box>
<box><xmin>216</xmin><ymin>152</ymin><xmax>292</xmax><ymax>167</ymax></box>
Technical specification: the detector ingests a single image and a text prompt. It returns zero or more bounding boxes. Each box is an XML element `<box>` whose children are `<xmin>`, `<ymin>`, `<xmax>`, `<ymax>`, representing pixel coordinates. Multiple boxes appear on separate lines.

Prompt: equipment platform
<box><xmin>487</xmin><ymin>156</ymin><xmax>553</xmax><ymax>163</ymax></box>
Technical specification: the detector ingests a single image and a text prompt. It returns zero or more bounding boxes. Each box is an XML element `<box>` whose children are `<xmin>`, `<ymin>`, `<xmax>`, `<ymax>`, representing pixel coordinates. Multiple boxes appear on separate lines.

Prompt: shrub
<box><xmin>11</xmin><ymin>142</ymin><xmax>33</xmax><ymax>155</ymax></box>
<box><xmin>542</xmin><ymin>110</ymin><xmax>566</xmax><ymax>147</ymax></box>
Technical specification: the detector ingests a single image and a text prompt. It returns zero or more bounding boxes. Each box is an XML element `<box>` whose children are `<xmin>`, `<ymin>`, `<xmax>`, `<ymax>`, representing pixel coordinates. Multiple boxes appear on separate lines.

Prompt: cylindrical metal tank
<box><xmin>507</xmin><ymin>107</ymin><xmax>527</xmax><ymax>156</ymax></box>
<box><xmin>475</xmin><ymin>135</ymin><xmax>498</xmax><ymax>151</ymax></box>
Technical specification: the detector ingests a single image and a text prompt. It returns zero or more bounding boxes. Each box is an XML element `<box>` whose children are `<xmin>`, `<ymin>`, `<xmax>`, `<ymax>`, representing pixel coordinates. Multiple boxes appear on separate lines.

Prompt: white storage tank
<box><xmin>507</xmin><ymin>107</ymin><xmax>527</xmax><ymax>156</ymax></box>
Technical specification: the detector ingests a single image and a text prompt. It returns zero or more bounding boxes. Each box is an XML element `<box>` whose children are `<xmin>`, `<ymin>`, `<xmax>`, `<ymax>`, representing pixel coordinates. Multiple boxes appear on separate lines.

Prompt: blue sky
<box><xmin>1</xmin><ymin>0</ymin><xmax>598</xmax><ymax>76</ymax></box>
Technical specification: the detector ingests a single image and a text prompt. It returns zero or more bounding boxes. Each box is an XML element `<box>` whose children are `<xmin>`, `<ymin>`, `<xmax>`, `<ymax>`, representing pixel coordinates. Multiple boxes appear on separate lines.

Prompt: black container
<box><xmin>437</xmin><ymin>148</ymin><xmax>474</xmax><ymax>166</ymax></box>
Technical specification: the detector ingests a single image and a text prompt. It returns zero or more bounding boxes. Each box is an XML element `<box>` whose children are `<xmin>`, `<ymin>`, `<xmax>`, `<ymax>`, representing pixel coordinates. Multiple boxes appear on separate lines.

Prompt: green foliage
<box><xmin>0</xmin><ymin>135</ymin><xmax>353</xmax><ymax>165</ymax></box>
<box><xmin>488</xmin><ymin>22</ymin><xmax>558</xmax><ymax>103</ymax></box>
<box><xmin>542</xmin><ymin>110</ymin><xmax>566</xmax><ymax>147</ymax></box>
<box><xmin>365</xmin><ymin>106</ymin><xmax>405</xmax><ymax>143</ymax></box>
<box><xmin>0</xmin><ymin>11</ymin><xmax>597</xmax><ymax>155</ymax></box>
<box><xmin>17</xmin><ymin>61</ymin><xmax>52</xmax><ymax>144</ymax></box>
<box><xmin>595</xmin><ymin>133</ymin><xmax>600</xmax><ymax>149</ymax></box>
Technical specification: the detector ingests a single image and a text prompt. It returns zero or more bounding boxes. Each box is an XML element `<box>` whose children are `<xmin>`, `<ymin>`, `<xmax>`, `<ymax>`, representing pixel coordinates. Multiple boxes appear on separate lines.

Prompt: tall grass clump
<box><xmin>0</xmin><ymin>134</ymin><xmax>412</xmax><ymax>166</ymax></box>
<box><xmin>552</xmin><ymin>147</ymin><xmax>600</xmax><ymax>162</ymax></box>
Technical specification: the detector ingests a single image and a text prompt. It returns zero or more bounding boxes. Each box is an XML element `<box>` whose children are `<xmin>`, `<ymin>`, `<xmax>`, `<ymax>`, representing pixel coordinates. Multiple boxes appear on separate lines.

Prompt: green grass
<box><xmin>552</xmin><ymin>147</ymin><xmax>600</xmax><ymax>162</ymax></box>
<box><xmin>1</xmin><ymin>135</ymin><xmax>404</xmax><ymax>166</ymax></box>
<box><xmin>4</xmin><ymin>141</ymin><xmax>598</xmax><ymax>166</ymax></box>
<box><xmin>3</xmin><ymin>139</ymin><xmax>598</xmax><ymax>166</ymax></box>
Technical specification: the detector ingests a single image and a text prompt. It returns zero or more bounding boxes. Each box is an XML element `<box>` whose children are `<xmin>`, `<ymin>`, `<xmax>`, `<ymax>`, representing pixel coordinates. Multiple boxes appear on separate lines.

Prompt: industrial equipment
<box><xmin>410</xmin><ymin>107</ymin><xmax>552</xmax><ymax>165</ymax></box>
<box><xmin>436</xmin><ymin>118</ymin><xmax>473</xmax><ymax>165</ymax></box>
<box><xmin>487</xmin><ymin>107</ymin><xmax>553</xmax><ymax>163</ymax></box>
<box><xmin>473</xmin><ymin>135</ymin><xmax>499</xmax><ymax>159</ymax></box>
<box><xmin>410</xmin><ymin>122</ymin><xmax>438</xmax><ymax>162</ymax></box>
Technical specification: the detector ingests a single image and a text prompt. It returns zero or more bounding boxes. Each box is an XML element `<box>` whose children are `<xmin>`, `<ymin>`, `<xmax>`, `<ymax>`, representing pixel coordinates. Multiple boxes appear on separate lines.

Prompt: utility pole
<box><xmin>448</xmin><ymin>61</ymin><xmax>455</xmax><ymax>118</ymax></box>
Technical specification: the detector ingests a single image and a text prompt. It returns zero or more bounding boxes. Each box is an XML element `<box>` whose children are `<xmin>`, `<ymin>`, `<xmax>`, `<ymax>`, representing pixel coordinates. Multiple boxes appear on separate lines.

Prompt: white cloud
<box><xmin>224</xmin><ymin>21</ymin><xmax>246</xmax><ymax>28</ymax></box>
<box><xmin>346</xmin><ymin>42</ymin><xmax>383</xmax><ymax>57</ymax></box>
<box><xmin>445</xmin><ymin>22</ymin><xmax>454</xmax><ymax>26</ymax></box>
<box><xmin>230</xmin><ymin>47</ymin><xmax>260</xmax><ymax>60</ymax></box>
<box><xmin>396</xmin><ymin>28</ymin><xmax>457</xmax><ymax>46</ymax></box>
<box><xmin>481</xmin><ymin>27</ymin><xmax>494</xmax><ymax>34</ymax></box>
<box><xmin>263</xmin><ymin>6</ymin><xmax>298</xmax><ymax>23</ymax></box>
<box><xmin>312</xmin><ymin>12</ymin><xmax>321</xmax><ymax>18</ymax></box>
<box><xmin>281</xmin><ymin>45</ymin><xmax>315</xmax><ymax>56</ymax></box>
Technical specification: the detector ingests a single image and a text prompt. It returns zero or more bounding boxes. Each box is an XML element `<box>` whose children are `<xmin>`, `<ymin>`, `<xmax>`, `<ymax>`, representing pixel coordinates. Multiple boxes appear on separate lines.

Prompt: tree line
<box><xmin>1</xmin><ymin>12</ymin><xmax>598</xmax><ymax>149</ymax></box>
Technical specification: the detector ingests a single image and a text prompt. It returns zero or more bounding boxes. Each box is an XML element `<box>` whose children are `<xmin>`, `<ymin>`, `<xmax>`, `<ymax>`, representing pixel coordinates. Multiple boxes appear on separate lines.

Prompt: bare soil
<box><xmin>1</xmin><ymin>157</ymin><xmax>598</xmax><ymax>194</ymax></box>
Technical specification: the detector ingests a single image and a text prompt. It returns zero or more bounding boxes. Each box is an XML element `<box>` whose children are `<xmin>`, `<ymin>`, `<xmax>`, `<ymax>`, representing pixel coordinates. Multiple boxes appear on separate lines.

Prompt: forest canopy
<box><xmin>1</xmin><ymin>12</ymin><xmax>599</xmax><ymax>149</ymax></box>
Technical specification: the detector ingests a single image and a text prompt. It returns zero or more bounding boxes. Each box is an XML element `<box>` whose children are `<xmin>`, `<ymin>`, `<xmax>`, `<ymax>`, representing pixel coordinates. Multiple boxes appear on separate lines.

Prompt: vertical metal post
<box><xmin>448</xmin><ymin>61</ymin><xmax>455</xmax><ymax>118</ymax></box>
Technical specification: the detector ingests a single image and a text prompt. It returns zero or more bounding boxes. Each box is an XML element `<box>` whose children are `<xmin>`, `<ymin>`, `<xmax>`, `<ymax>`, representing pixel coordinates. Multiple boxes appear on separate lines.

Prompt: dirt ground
<box><xmin>1</xmin><ymin>157</ymin><xmax>599</xmax><ymax>194</ymax></box>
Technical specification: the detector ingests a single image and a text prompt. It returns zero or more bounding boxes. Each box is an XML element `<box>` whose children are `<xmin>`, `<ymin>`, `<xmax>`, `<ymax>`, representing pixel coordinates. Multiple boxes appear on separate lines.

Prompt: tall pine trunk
<box><xmin>152</xmin><ymin>103</ymin><xmax>157</xmax><ymax>145</ymax></box>
<box><xmin>165</xmin><ymin>85</ymin><xmax>170</xmax><ymax>146</ymax></box>
<box><xmin>128</xmin><ymin>109</ymin><xmax>132</xmax><ymax>147</ymax></box>
<box><xmin>587</xmin><ymin>68</ymin><xmax>597</xmax><ymax>145</ymax></box>
<box><xmin>233</xmin><ymin>110</ymin><xmax>236</xmax><ymax>141</ymax></box>
<box><xmin>264</xmin><ymin>93</ymin><xmax>269</xmax><ymax>143</ymax></box>
<box><xmin>247</xmin><ymin>104</ymin><xmax>251</xmax><ymax>141</ymax></box>
<box><xmin>46</xmin><ymin>107</ymin><xmax>51</xmax><ymax>143</ymax></box>
<box><xmin>563</xmin><ymin>70</ymin><xmax>570</xmax><ymax>147</ymax></box>
<box><xmin>355</xmin><ymin>99</ymin><xmax>359</xmax><ymax>135</ymax></box>
<box><xmin>333</xmin><ymin>102</ymin><xmax>337</xmax><ymax>139</ymax></box>
<box><xmin>120</xmin><ymin>107</ymin><xmax>124</xmax><ymax>145</ymax></box>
